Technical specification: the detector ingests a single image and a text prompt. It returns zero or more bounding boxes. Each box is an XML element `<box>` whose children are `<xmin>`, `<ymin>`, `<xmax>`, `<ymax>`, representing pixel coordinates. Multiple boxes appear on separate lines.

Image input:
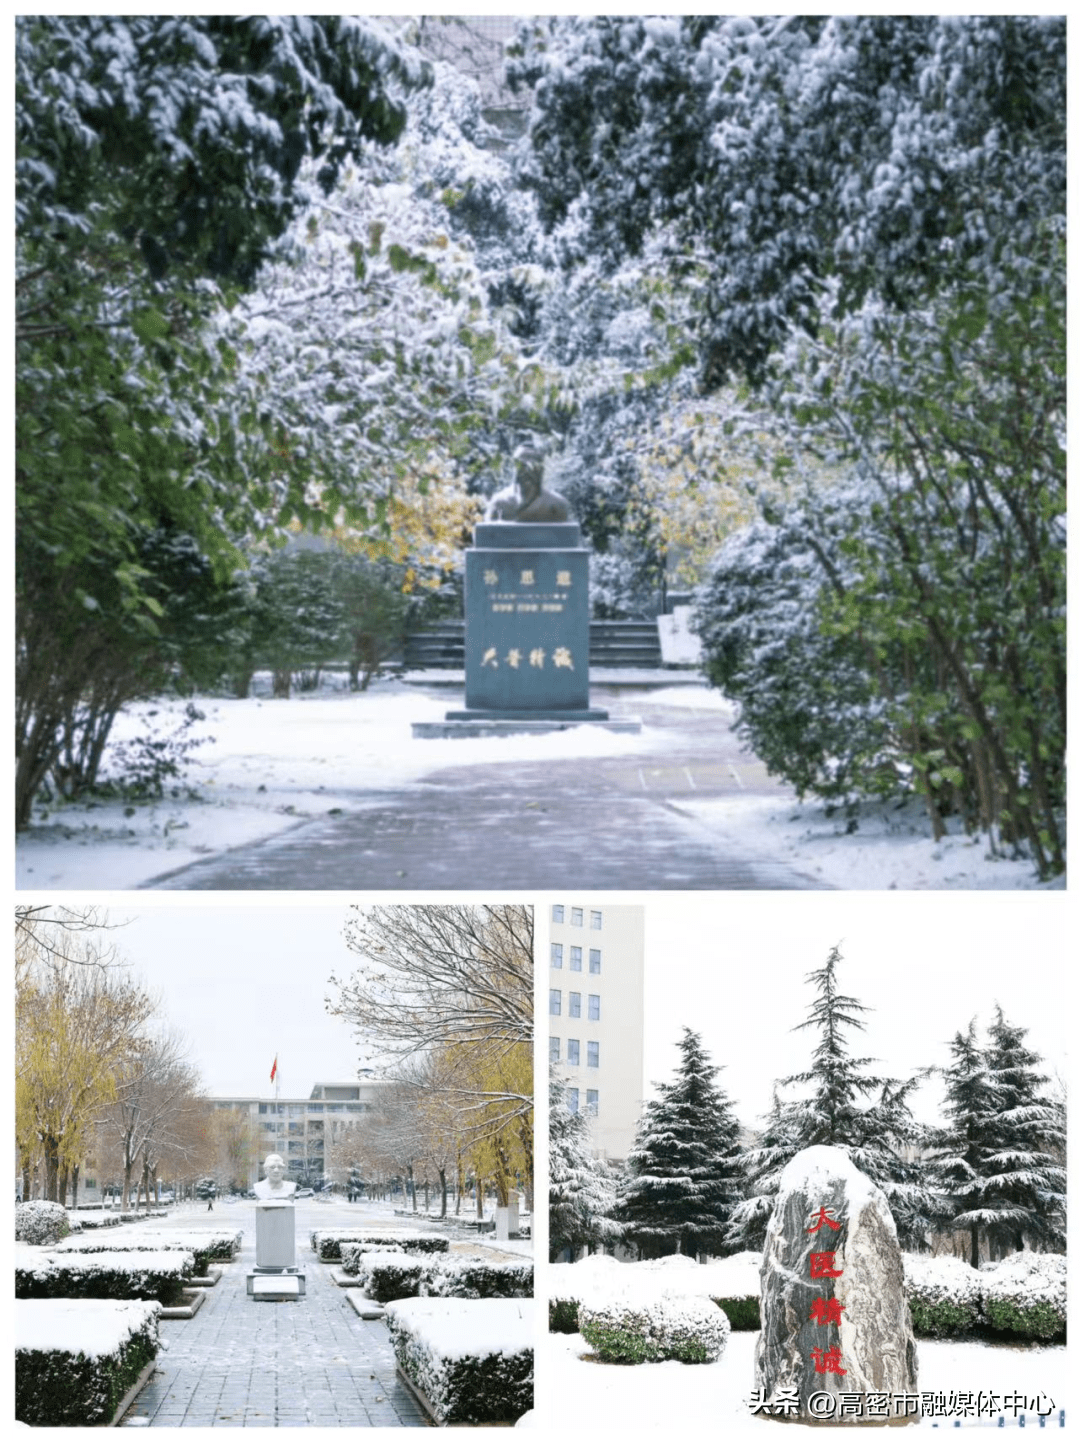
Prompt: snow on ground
<box><xmin>16</xmin><ymin>675</ymin><xmax>1056</xmax><ymax>889</ymax></box>
<box><xmin>537</xmin><ymin>1330</ymin><xmax>1067</xmax><ymax>1434</ymax></box>
<box><xmin>676</xmin><ymin>793</ymin><xmax>1060</xmax><ymax>891</ymax></box>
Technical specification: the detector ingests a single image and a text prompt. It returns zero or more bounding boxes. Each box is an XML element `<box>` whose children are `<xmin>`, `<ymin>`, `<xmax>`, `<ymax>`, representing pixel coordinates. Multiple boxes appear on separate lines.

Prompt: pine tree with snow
<box><xmin>616</xmin><ymin>1027</ymin><xmax>745</xmax><ymax>1260</ymax></box>
<box><xmin>548</xmin><ymin>1070</ymin><xmax>620</xmax><ymax>1262</ymax></box>
<box><xmin>982</xmin><ymin>1006</ymin><xmax>1066</xmax><ymax>1256</ymax></box>
<box><xmin>730</xmin><ymin>946</ymin><xmax>930</xmax><ymax>1250</ymax></box>
<box><xmin>930</xmin><ymin>1010</ymin><xmax>1065</xmax><ymax>1267</ymax></box>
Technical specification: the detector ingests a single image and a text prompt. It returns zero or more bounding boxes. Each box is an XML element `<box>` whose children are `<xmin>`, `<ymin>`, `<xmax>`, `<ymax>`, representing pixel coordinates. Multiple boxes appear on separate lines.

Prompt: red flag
<box><xmin>270</xmin><ymin>1055</ymin><xmax>277</xmax><ymax>1083</ymax></box>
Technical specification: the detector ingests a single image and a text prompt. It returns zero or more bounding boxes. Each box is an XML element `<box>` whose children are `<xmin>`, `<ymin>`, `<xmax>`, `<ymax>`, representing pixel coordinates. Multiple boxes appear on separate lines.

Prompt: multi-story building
<box><xmin>548</xmin><ymin>902</ymin><xmax>645</xmax><ymax>1164</ymax></box>
<box><xmin>213</xmin><ymin>1078</ymin><xmax>388</xmax><ymax>1189</ymax></box>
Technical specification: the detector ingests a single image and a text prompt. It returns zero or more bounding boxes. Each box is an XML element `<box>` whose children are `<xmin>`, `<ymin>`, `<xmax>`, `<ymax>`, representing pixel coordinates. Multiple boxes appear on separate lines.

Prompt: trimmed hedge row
<box><xmin>354</xmin><ymin>1253</ymin><xmax>534</xmax><ymax>1304</ymax></box>
<box><xmin>311</xmin><ymin>1229</ymin><xmax>450</xmax><ymax>1262</ymax></box>
<box><xmin>579</xmin><ymin>1295</ymin><xmax>731</xmax><ymax>1365</ymax></box>
<box><xmin>385</xmin><ymin>1298</ymin><xmax>533</xmax><ymax>1425</ymax></box>
<box><xmin>56</xmin><ymin>1231</ymin><xmax>239</xmax><ymax>1277</ymax></box>
<box><xmin>16</xmin><ymin>1250</ymin><xmax>195</xmax><ymax>1306</ymax></box>
<box><xmin>16</xmin><ymin>1299</ymin><xmax>161</xmax><ymax>1426</ymax></box>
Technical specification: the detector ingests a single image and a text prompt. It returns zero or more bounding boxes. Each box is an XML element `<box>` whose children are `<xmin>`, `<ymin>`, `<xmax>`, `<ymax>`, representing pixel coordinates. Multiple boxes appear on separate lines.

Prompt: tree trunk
<box><xmin>71</xmin><ymin>1163</ymin><xmax>80</xmax><ymax>1210</ymax></box>
<box><xmin>439</xmin><ymin>1168</ymin><xmax>447</xmax><ymax>1219</ymax></box>
<box><xmin>476</xmin><ymin>1176</ymin><xmax>484</xmax><ymax>1220</ymax></box>
<box><xmin>970</xmin><ymin>1223</ymin><xmax>980</xmax><ymax>1270</ymax></box>
<box><xmin>272</xmin><ymin>669</ymin><xmax>292</xmax><ymax>699</ymax></box>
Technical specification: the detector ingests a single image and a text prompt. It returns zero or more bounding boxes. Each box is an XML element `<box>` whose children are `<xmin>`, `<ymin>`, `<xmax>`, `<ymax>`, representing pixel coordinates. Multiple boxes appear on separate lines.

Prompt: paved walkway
<box><xmin>120</xmin><ymin>1208</ymin><xmax>426</xmax><ymax>1428</ymax></box>
<box><xmin>146</xmin><ymin>681</ymin><xmax>829</xmax><ymax>890</ymax></box>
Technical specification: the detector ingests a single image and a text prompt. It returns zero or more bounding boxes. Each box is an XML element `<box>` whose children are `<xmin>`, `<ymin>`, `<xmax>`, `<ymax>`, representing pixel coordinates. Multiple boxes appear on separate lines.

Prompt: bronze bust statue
<box><xmin>485</xmin><ymin>445</ymin><xmax>573</xmax><ymax>523</ymax></box>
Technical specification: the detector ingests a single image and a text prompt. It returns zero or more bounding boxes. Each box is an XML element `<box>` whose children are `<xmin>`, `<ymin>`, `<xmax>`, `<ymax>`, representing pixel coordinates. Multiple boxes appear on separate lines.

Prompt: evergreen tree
<box><xmin>927</xmin><ymin>1020</ymin><xmax>1002</xmax><ymax>1270</ymax></box>
<box><xmin>730</xmin><ymin>946</ymin><xmax>929</xmax><ymax>1250</ymax></box>
<box><xmin>548</xmin><ymin>1071</ymin><xmax>620</xmax><ymax>1262</ymax></box>
<box><xmin>931</xmin><ymin>1009</ymin><xmax>1066</xmax><ymax>1267</ymax></box>
<box><xmin>616</xmin><ymin>1028</ymin><xmax>745</xmax><ymax>1260</ymax></box>
<box><xmin>983</xmin><ymin>1006</ymin><xmax>1066</xmax><ymax>1256</ymax></box>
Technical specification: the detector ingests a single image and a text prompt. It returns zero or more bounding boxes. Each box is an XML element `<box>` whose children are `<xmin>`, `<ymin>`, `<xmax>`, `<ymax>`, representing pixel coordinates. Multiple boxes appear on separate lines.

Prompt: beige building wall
<box><xmin>547</xmin><ymin>902</ymin><xmax>645</xmax><ymax>1164</ymax></box>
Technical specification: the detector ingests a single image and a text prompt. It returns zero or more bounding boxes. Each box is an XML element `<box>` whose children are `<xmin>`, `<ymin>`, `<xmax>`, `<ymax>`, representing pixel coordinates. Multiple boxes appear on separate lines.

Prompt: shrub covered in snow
<box><xmin>423</xmin><ymin>1258</ymin><xmax>533</xmax><ymax>1300</ymax></box>
<box><xmin>56</xmin><ymin>1230</ymin><xmax>239</xmax><ymax>1275</ymax></box>
<box><xmin>16</xmin><ymin>1249</ymin><xmax>195</xmax><ymax>1306</ymax></box>
<box><xmin>903</xmin><ymin>1256</ymin><xmax>983</xmax><ymax>1337</ymax></box>
<box><xmin>385</xmin><ymin>1297</ymin><xmax>533</xmax><ymax>1424</ymax></box>
<box><xmin>579</xmin><ymin>1293</ymin><xmax>731</xmax><ymax>1365</ymax></box>
<box><xmin>357</xmin><ymin>1254</ymin><xmax>431</xmax><ymax>1303</ymax></box>
<box><xmin>311</xmin><ymin>1228</ymin><xmax>449</xmax><ymax>1262</ymax></box>
<box><xmin>66</xmin><ymin>1211</ymin><xmax>124</xmax><ymax>1230</ymax></box>
<box><xmin>981</xmin><ymin>1253</ymin><xmax>1066</xmax><ymax>1341</ymax></box>
<box><xmin>15</xmin><ymin>1200</ymin><xmax>70</xmax><ymax>1246</ymax></box>
<box><xmin>16</xmin><ymin>1298</ymin><xmax>162</xmax><ymax>1426</ymax></box>
<box><xmin>339</xmin><ymin>1242</ymin><xmax>406</xmax><ymax>1276</ymax></box>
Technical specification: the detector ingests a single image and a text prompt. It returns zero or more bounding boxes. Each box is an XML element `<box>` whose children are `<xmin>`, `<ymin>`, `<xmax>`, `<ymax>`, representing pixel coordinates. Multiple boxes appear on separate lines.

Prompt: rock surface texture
<box><xmin>755</xmin><ymin>1145</ymin><xmax>918</xmax><ymax>1425</ymax></box>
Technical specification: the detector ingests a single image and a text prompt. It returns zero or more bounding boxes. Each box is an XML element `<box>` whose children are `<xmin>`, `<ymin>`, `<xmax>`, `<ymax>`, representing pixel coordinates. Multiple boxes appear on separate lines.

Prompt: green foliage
<box><xmin>16</xmin><ymin>1316</ymin><xmax>158</xmax><ymax>1426</ymax></box>
<box><xmin>983</xmin><ymin>1298</ymin><xmax>1064</xmax><ymax>1343</ymax></box>
<box><xmin>908</xmin><ymin>1296</ymin><xmax>978</xmax><ymax>1338</ymax></box>
<box><xmin>581</xmin><ymin>1321</ymin><xmax>653</xmax><ymax>1365</ymax></box>
<box><xmin>548</xmin><ymin>1298</ymin><xmax>580</xmax><ymax>1333</ymax></box>
<box><xmin>715</xmin><ymin>1297</ymin><xmax>759</xmax><ymax>1331</ymax></box>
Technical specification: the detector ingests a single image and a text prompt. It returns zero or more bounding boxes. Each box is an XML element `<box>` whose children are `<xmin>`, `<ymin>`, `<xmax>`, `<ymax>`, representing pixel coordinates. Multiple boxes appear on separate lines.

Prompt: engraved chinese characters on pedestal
<box><xmin>754</xmin><ymin>1145</ymin><xmax>918</xmax><ymax>1425</ymax></box>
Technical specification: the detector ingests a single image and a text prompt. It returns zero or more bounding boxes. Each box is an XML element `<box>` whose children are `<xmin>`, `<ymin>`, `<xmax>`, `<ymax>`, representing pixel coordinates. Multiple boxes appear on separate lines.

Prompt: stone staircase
<box><xmin>403</xmin><ymin>619</ymin><xmax>663</xmax><ymax>670</ymax></box>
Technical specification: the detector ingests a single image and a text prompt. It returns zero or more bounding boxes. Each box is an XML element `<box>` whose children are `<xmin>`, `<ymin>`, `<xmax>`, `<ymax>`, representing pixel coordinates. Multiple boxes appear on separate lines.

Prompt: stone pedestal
<box><xmin>247</xmin><ymin>1201</ymin><xmax>305</xmax><ymax>1301</ymax></box>
<box><xmin>755</xmin><ymin>1146</ymin><xmax>918</xmax><ymax>1425</ymax></box>
<box><xmin>454</xmin><ymin>522</ymin><xmax>608</xmax><ymax>721</ymax></box>
<box><xmin>495</xmin><ymin>1201</ymin><xmax>520</xmax><ymax>1240</ymax></box>
<box><xmin>255</xmin><ymin>1201</ymin><xmax>296</xmax><ymax>1269</ymax></box>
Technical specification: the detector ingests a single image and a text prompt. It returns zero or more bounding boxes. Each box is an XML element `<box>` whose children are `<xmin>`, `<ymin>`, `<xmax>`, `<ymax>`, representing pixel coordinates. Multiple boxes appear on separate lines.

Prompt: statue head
<box><xmin>263</xmin><ymin>1153</ymin><xmax>287</xmax><ymax>1184</ymax></box>
<box><xmin>513</xmin><ymin>444</ymin><xmax>545</xmax><ymax>499</ymax></box>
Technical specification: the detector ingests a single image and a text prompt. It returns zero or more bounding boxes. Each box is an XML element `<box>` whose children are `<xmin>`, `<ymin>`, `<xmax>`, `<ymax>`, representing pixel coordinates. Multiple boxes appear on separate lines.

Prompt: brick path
<box><xmin>120</xmin><ymin>1211</ymin><xmax>426</xmax><ymax>1428</ymax></box>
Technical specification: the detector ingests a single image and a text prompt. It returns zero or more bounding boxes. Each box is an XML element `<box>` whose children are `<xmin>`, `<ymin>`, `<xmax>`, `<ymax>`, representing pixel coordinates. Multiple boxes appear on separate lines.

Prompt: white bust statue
<box><xmin>253</xmin><ymin>1152</ymin><xmax>297</xmax><ymax>1200</ymax></box>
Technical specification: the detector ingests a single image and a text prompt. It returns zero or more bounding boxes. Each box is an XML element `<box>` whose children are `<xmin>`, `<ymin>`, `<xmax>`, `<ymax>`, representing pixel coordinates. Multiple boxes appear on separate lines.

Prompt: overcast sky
<box><xmin>107</xmin><ymin>904</ymin><xmax>384</xmax><ymax>1097</ymax></box>
<box><xmin>635</xmin><ymin>891</ymin><xmax>1070</xmax><ymax>1130</ymax></box>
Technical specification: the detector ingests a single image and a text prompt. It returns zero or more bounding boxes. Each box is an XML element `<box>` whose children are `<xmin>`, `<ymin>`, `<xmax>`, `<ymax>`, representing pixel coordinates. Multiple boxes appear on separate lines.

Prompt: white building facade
<box><xmin>548</xmin><ymin>902</ymin><xmax>645</xmax><ymax>1164</ymax></box>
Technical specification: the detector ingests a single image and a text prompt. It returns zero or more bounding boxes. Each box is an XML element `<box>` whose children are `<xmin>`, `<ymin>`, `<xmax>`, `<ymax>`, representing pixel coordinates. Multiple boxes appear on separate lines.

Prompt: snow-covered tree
<box><xmin>730</xmin><ymin>947</ymin><xmax>929</xmax><ymax>1250</ymax></box>
<box><xmin>512</xmin><ymin>16</ymin><xmax>1065</xmax><ymax>875</ymax></box>
<box><xmin>617</xmin><ymin>1028</ymin><xmax>745</xmax><ymax>1260</ymax></box>
<box><xmin>982</xmin><ymin>1007</ymin><xmax>1066</xmax><ymax>1256</ymax></box>
<box><xmin>930</xmin><ymin>1011</ymin><xmax>1065</xmax><ymax>1267</ymax></box>
<box><xmin>549</xmin><ymin>1071</ymin><xmax>620</xmax><ymax>1261</ymax></box>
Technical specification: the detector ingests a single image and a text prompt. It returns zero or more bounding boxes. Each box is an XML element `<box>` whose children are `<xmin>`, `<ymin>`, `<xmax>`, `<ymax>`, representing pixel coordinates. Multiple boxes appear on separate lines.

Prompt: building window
<box><xmin>589</xmin><ymin>948</ymin><xmax>601</xmax><ymax>973</ymax></box>
<box><xmin>567</xmin><ymin>1038</ymin><xmax>580</xmax><ymax>1065</ymax></box>
<box><xmin>552</xmin><ymin>904</ymin><xmax>564</xmax><ymax>923</ymax></box>
<box><xmin>549</xmin><ymin>1037</ymin><xmax>560</xmax><ymax>1063</ymax></box>
<box><xmin>570</xmin><ymin>945</ymin><xmax>582</xmax><ymax>971</ymax></box>
<box><xmin>549</xmin><ymin>988</ymin><xmax>562</xmax><ymax>1016</ymax></box>
<box><xmin>588</xmin><ymin>1040</ymin><xmax>599</xmax><ymax>1067</ymax></box>
<box><xmin>588</xmin><ymin>993</ymin><xmax>600</xmax><ymax>1021</ymax></box>
<box><xmin>307</xmin><ymin>1103</ymin><xmax>323</xmax><ymax>1113</ymax></box>
<box><xmin>569</xmin><ymin>991</ymin><xmax>581</xmax><ymax>1019</ymax></box>
<box><xmin>591</xmin><ymin>909</ymin><xmax>602</xmax><ymax>930</ymax></box>
<box><xmin>567</xmin><ymin>1087</ymin><xmax>579</xmax><ymax>1114</ymax></box>
<box><xmin>586</xmin><ymin>1089</ymin><xmax>599</xmax><ymax>1114</ymax></box>
<box><xmin>571</xmin><ymin>907</ymin><xmax>583</xmax><ymax>926</ymax></box>
<box><xmin>551</xmin><ymin>942</ymin><xmax>563</xmax><ymax>968</ymax></box>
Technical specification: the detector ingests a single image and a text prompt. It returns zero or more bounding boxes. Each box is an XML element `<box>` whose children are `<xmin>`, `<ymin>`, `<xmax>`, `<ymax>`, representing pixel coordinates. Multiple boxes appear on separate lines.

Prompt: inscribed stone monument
<box><xmin>755</xmin><ymin>1145</ymin><xmax>918</xmax><ymax>1425</ymax></box>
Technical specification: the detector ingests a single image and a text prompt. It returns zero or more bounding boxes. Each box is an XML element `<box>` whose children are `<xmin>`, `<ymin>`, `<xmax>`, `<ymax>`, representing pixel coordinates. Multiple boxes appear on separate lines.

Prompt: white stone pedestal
<box><xmin>495</xmin><ymin>1201</ymin><xmax>520</xmax><ymax>1240</ymax></box>
<box><xmin>247</xmin><ymin>1201</ymin><xmax>305</xmax><ymax>1300</ymax></box>
<box><xmin>255</xmin><ymin>1201</ymin><xmax>295</xmax><ymax>1269</ymax></box>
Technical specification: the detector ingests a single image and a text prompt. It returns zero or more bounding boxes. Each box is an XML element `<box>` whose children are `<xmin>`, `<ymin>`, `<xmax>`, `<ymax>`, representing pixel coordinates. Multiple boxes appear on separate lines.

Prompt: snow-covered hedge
<box><xmin>385</xmin><ymin>1297</ymin><xmax>533</xmax><ymax>1425</ymax></box>
<box><xmin>903</xmin><ymin>1255</ymin><xmax>983</xmax><ymax>1337</ymax></box>
<box><xmin>580</xmin><ymin>1292</ymin><xmax>731</xmax><ymax>1365</ymax></box>
<box><xmin>311</xmin><ymin>1228</ymin><xmax>449</xmax><ymax>1261</ymax></box>
<box><xmin>422</xmin><ymin>1258</ymin><xmax>533</xmax><ymax>1300</ymax></box>
<box><xmin>981</xmin><ymin>1253</ymin><xmax>1066</xmax><ymax>1341</ymax></box>
<box><xmin>16</xmin><ymin>1249</ymin><xmax>195</xmax><ymax>1306</ymax></box>
<box><xmin>16</xmin><ymin>1200</ymin><xmax>71</xmax><ymax>1245</ymax></box>
<box><xmin>356</xmin><ymin>1254</ymin><xmax>430</xmax><ymax>1303</ymax></box>
<box><xmin>16</xmin><ymin>1298</ymin><xmax>161</xmax><ymax>1425</ymax></box>
<box><xmin>549</xmin><ymin>1252</ymin><xmax>761</xmax><ymax>1333</ymax></box>
<box><xmin>339</xmin><ymin>1241</ymin><xmax>406</xmax><ymax>1276</ymax></box>
<box><xmin>56</xmin><ymin>1229</ymin><xmax>239</xmax><ymax>1275</ymax></box>
<box><xmin>65</xmin><ymin>1210</ymin><xmax>124</xmax><ymax>1230</ymax></box>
